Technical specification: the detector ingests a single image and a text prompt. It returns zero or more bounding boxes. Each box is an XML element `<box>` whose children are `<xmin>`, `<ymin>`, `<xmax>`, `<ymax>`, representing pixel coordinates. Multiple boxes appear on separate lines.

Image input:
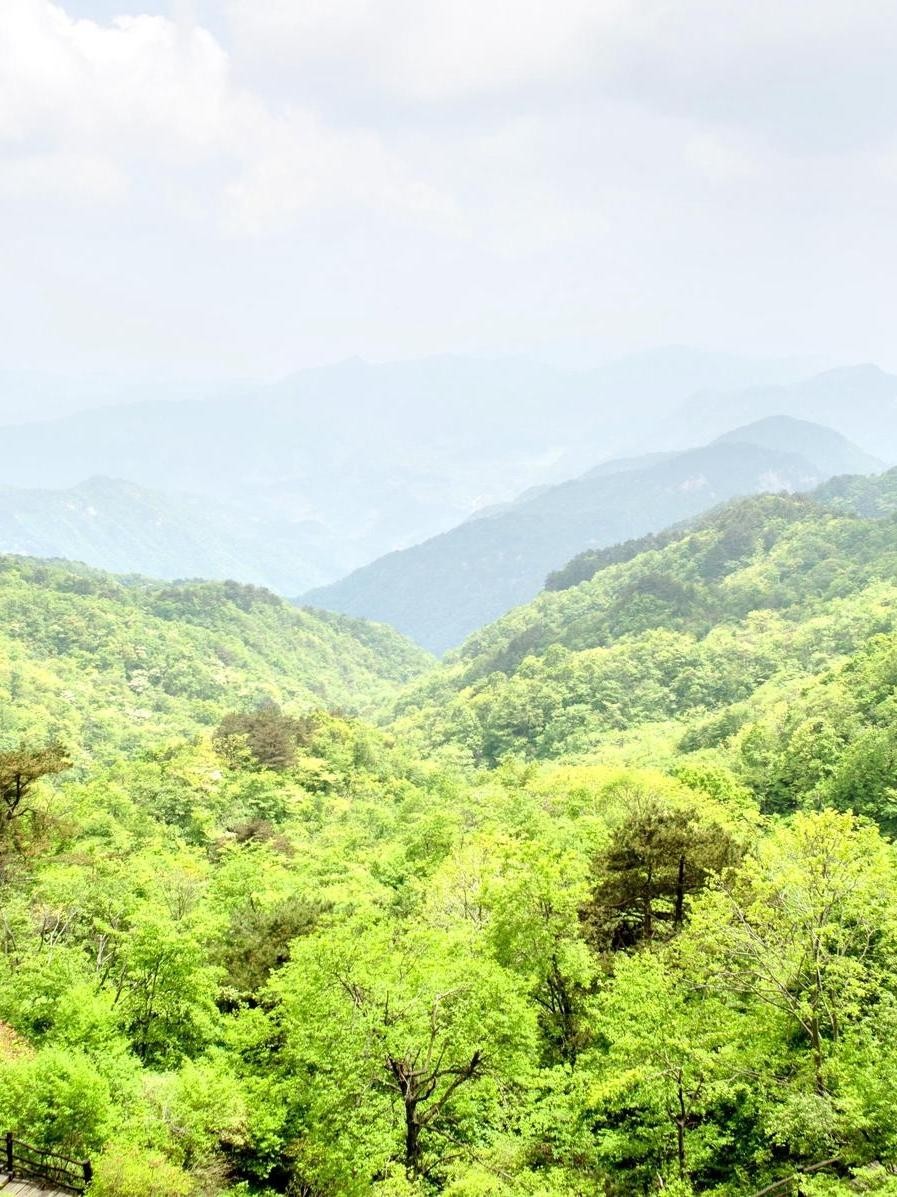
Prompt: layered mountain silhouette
<box><xmin>0</xmin><ymin>350</ymin><xmax>818</xmax><ymax>577</ymax></box>
<box><xmin>303</xmin><ymin>418</ymin><xmax>883</xmax><ymax>652</ymax></box>
<box><xmin>662</xmin><ymin>365</ymin><xmax>897</xmax><ymax>461</ymax></box>
<box><xmin>0</xmin><ymin>476</ymin><xmax>337</xmax><ymax>594</ymax></box>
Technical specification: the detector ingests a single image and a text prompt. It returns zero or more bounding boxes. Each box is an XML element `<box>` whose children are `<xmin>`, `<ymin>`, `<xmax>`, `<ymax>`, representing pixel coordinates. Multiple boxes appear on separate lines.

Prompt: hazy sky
<box><xmin>3</xmin><ymin>1</ymin><xmax>897</xmax><ymax>379</ymax></box>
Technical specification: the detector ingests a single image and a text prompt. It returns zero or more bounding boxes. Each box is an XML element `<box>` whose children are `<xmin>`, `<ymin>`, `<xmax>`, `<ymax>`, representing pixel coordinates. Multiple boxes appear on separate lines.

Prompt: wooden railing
<box><xmin>4</xmin><ymin>1132</ymin><xmax>92</xmax><ymax>1193</ymax></box>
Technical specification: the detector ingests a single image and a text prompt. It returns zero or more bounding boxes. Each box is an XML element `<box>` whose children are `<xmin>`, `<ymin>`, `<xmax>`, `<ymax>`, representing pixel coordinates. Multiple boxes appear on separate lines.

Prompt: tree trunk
<box><xmin>644</xmin><ymin>864</ymin><xmax>653</xmax><ymax>939</ymax></box>
<box><xmin>674</xmin><ymin>855</ymin><xmax>686</xmax><ymax>928</ymax></box>
<box><xmin>675</xmin><ymin>1074</ymin><xmax>688</xmax><ymax>1180</ymax></box>
<box><xmin>809</xmin><ymin>1016</ymin><xmax>826</xmax><ymax>1095</ymax></box>
<box><xmin>403</xmin><ymin>1100</ymin><xmax>421</xmax><ymax>1172</ymax></box>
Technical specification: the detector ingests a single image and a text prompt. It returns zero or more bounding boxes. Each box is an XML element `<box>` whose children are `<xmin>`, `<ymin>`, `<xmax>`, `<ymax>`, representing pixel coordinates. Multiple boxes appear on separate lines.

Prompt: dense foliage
<box><xmin>0</xmin><ymin>555</ymin><xmax>431</xmax><ymax>760</ymax></box>
<box><xmin>2</xmin><ymin>474</ymin><xmax>897</xmax><ymax>1195</ymax></box>
<box><xmin>394</xmin><ymin>487</ymin><xmax>897</xmax><ymax>772</ymax></box>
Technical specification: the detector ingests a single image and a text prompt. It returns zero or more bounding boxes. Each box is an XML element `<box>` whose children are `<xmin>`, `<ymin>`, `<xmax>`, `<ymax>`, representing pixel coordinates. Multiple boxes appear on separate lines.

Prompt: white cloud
<box><xmin>684</xmin><ymin>133</ymin><xmax>763</xmax><ymax>186</ymax></box>
<box><xmin>0</xmin><ymin>150</ymin><xmax>128</xmax><ymax>202</ymax></box>
<box><xmin>0</xmin><ymin>2</ymin><xmax>230</xmax><ymax>150</ymax></box>
<box><xmin>0</xmin><ymin>0</ymin><xmax>453</xmax><ymax>236</ymax></box>
<box><xmin>220</xmin><ymin>108</ymin><xmax>458</xmax><ymax>237</ymax></box>
<box><xmin>2</xmin><ymin>0</ymin><xmax>897</xmax><ymax>376</ymax></box>
<box><xmin>226</xmin><ymin>0</ymin><xmax>621</xmax><ymax>101</ymax></box>
<box><xmin>226</xmin><ymin>0</ymin><xmax>897</xmax><ymax>152</ymax></box>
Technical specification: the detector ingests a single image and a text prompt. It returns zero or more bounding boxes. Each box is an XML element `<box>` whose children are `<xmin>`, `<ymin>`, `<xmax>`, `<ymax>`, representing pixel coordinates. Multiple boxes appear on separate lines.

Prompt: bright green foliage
<box><xmin>590</xmin><ymin>952</ymin><xmax>753</xmax><ymax>1187</ymax></box>
<box><xmin>2</xmin><ymin>475</ymin><xmax>897</xmax><ymax>1194</ymax></box>
<box><xmin>267</xmin><ymin>921</ymin><xmax>537</xmax><ymax>1192</ymax></box>
<box><xmin>88</xmin><ymin>1146</ymin><xmax>195</xmax><ymax>1197</ymax></box>
<box><xmin>394</xmin><ymin>492</ymin><xmax>897</xmax><ymax>818</ymax></box>
<box><xmin>0</xmin><ymin>1046</ymin><xmax>113</xmax><ymax>1155</ymax></box>
<box><xmin>692</xmin><ymin>811</ymin><xmax>897</xmax><ymax>1102</ymax></box>
<box><xmin>0</xmin><ymin>739</ymin><xmax>70</xmax><ymax>822</ymax></box>
<box><xmin>0</xmin><ymin>556</ymin><xmax>432</xmax><ymax>759</ymax></box>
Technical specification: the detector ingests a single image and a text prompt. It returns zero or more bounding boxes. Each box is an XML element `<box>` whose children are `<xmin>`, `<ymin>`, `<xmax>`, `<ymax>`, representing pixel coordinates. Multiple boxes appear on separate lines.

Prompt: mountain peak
<box><xmin>714</xmin><ymin>414</ymin><xmax>882</xmax><ymax>476</ymax></box>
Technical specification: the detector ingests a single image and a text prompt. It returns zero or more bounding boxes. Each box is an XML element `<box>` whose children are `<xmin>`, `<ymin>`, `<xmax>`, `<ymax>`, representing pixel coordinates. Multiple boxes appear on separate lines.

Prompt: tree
<box><xmin>0</xmin><ymin>1046</ymin><xmax>112</xmax><ymax>1156</ymax></box>
<box><xmin>823</xmin><ymin>724</ymin><xmax>897</xmax><ymax>834</ymax></box>
<box><xmin>387</xmin><ymin>1041</ymin><xmax>484</xmax><ymax>1174</ymax></box>
<box><xmin>486</xmin><ymin>831</ymin><xmax>598</xmax><ymax>1065</ymax></box>
<box><xmin>269</xmin><ymin>921</ymin><xmax>536</xmax><ymax>1191</ymax></box>
<box><xmin>0</xmin><ymin>740</ymin><xmax>70</xmax><ymax>825</ymax></box>
<box><xmin>590</xmin><ymin>951</ymin><xmax>753</xmax><ymax>1189</ymax></box>
<box><xmin>87</xmin><ymin>1148</ymin><xmax>194</xmax><ymax>1197</ymax></box>
<box><xmin>692</xmin><ymin>811</ymin><xmax>897</xmax><ymax>1102</ymax></box>
<box><xmin>581</xmin><ymin>789</ymin><xmax>740</xmax><ymax>950</ymax></box>
<box><xmin>213</xmin><ymin>704</ymin><xmax>315</xmax><ymax>772</ymax></box>
<box><xmin>216</xmin><ymin>894</ymin><xmax>327</xmax><ymax>999</ymax></box>
<box><xmin>105</xmin><ymin>913</ymin><xmax>220</xmax><ymax>1065</ymax></box>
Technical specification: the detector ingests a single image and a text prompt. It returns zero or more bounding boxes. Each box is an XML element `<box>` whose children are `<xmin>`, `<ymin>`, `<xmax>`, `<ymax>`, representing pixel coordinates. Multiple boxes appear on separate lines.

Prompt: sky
<box><xmin>2</xmin><ymin>0</ymin><xmax>897</xmax><ymax>381</ymax></box>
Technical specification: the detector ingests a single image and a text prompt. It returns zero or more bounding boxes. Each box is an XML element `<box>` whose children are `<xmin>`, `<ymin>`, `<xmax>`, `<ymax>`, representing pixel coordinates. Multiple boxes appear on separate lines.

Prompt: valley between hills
<box><xmin>1</xmin><ymin>354</ymin><xmax>897</xmax><ymax>1194</ymax></box>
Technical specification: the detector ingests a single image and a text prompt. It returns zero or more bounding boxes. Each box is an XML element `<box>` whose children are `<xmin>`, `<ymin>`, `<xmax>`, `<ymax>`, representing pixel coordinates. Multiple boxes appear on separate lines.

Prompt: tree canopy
<box><xmin>2</xmin><ymin>479</ymin><xmax>897</xmax><ymax>1194</ymax></box>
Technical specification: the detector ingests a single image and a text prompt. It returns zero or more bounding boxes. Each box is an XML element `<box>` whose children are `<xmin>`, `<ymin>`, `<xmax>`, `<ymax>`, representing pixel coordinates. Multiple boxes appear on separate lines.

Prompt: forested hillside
<box><xmin>2</xmin><ymin>471</ymin><xmax>897</xmax><ymax>1195</ymax></box>
<box><xmin>10</xmin><ymin>0</ymin><xmax>897</xmax><ymax>1191</ymax></box>
<box><xmin>393</xmin><ymin>472</ymin><xmax>897</xmax><ymax>780</ymax></box>
<box><xmin>304</xmin><ymin>418</ymin><xmax>881</xmax><ymax>652</ymax></box>
<box><xmin>0</xmin><ymin>555</ymin><xmax>431</xmax><ymax>758</ymax></box>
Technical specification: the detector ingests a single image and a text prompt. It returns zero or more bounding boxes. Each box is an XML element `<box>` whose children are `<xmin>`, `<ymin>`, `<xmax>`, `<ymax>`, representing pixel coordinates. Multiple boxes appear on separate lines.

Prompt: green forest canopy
<box><xmin>2</xmin><ymin>473</ymin><xmax>897</xmax><ymax>1194</ymax></box>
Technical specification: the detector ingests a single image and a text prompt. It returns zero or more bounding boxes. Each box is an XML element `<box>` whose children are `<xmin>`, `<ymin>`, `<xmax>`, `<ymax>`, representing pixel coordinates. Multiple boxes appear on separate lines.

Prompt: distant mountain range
<box><xmin>661</xmin><ymin>364</ymin><xmax>897</xmax><ymax>461</ymax></box>
<box><xmin>0</xmin><ymin>477</ymin><xmax>336</xmax><ymax>594</ymax></box>
<box><xmin>302</xmin><ymin>417</ymin><xmax>883</xmax><ymax>653</ymax></box>
<box><xmin>0</xmin><ymin>353</ymin><xmax>894</xmax><ymax>618</ymax></box>
<box><xmin>0</xmin><ymin>349</ymin><xmax>820</xmax><ymax>578</ymax></box>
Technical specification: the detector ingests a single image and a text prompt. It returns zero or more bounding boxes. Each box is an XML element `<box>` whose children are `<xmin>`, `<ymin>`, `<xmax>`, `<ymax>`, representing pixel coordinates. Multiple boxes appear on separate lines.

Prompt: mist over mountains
<box><xmin>0</xmin><ymin>477</ymin><xmax>336</xmax><ymax>595</ymax></box>
<box><xmin>303</xmin><ymin>417</ymin><xmax>882</xmax><ymax>652</ymax></box>
<box><xmin>0</xmin><ymin>350</ymin><xmax>892</xmax><ymax>638</ymax></box>
<box><xmin>663</xmin><ymin>365</ymin><xmax>897</xmax><ymax>460</ymax></box>
<box><xmin>0</xmin><ymin>349</ymin><xmax>816</xmax><ymax>574</ymax></box>
<box><xmin>11</xmin><ymin>2</ymin><xmax>897</xmax><ymax>1188</ymax></box>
